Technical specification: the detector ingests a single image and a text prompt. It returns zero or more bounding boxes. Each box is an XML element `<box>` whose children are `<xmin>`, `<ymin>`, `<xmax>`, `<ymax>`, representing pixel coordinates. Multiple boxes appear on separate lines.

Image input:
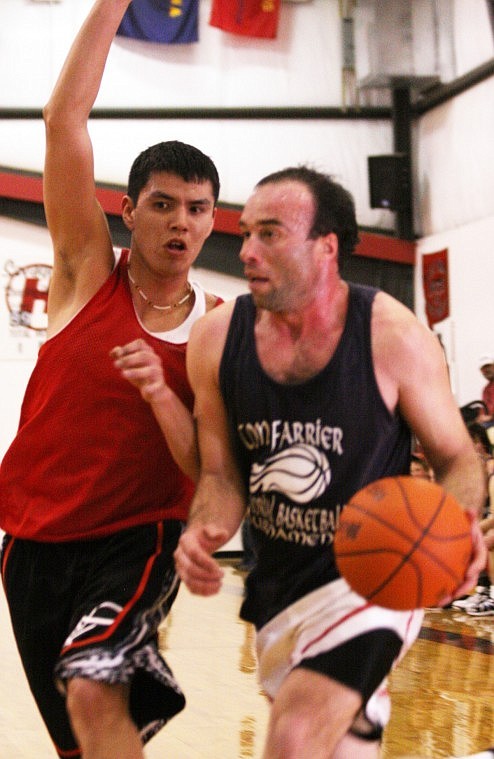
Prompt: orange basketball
<box><xmin>334</xmin><ymin>476</ymin><xmax>473</xmax><ymax>610</ymax></box>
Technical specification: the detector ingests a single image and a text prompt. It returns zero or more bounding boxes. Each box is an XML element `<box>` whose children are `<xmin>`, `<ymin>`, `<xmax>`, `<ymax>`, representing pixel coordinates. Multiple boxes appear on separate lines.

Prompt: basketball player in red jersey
<box><xmin>0</xmin><ymin>1</ymin><xmax>221</xmax><ymax>757</ymax></box>
<box><xmin>175</xmin><ymin>167</ymin><xmax>487</xmax><ymax>758</ymax></box>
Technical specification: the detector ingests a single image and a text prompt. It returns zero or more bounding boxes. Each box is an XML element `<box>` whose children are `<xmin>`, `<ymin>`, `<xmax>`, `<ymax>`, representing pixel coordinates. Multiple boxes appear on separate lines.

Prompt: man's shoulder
<box><xmin>371</xmin><ymin>288</ymin><xmax>433</xmax><ymax>362</ymax></box>
<box><xmin>191</xmin><ymin>298</ymin><xmax>237</xmax><ymax>339</ymax></box>
<box><xmin>187</xmin><ymin>299</ymin><xmax>239</xmax><ymax>377</ymax></box>
<box><xmin>371</xmin><ymin>287</ymin><xmax>415</xmax><ymax>322</ymax></box>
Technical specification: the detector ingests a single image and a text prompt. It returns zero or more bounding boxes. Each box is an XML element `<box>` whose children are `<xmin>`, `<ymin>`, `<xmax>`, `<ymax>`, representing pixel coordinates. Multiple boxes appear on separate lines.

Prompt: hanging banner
<box><xmin>117</xmin><ymin>0</ymin><xmax>199</xmax><ymax>44</ymax></box>
<box><xmin>422</xmin><ymin>248</ymin><xmax>449</xmax><ymax>328</ymax></box>
<box><xmin>210</xmin><ymin>0</ymin><xmax>281</xmax><ymax>39</ymax></box>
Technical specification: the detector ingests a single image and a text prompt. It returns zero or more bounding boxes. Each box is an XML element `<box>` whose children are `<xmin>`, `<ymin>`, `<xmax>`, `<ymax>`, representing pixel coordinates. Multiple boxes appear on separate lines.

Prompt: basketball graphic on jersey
<box><xmin>249</xmin><ymin>444</ymin><xmax>331</xmax><ymax>504</ymax></box>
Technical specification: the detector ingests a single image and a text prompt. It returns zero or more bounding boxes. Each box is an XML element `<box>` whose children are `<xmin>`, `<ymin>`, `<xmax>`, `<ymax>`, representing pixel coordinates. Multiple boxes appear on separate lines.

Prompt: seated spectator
<box><xmin>460</xmin><ymin>400</ymin><xmax>489</xmax><ymax>426</ymax></box>
<box><xmin>460</xmin><ymin>511</ymin><xmax>494</xmax><ymax>616</ymax></box>
<box><xmin>467</xmin><ymin>422</ymin><xmax>494</xmax><ymax>481</ymax></box>
<box><xmin>452</xmin><ymin>422</ymin><xmax>494</xmax><ymax>615</ymax></box>
<box><xmin>460</xmin><ymin>400</ymin><xmax>494</xmax><ymax>447</ymax></box>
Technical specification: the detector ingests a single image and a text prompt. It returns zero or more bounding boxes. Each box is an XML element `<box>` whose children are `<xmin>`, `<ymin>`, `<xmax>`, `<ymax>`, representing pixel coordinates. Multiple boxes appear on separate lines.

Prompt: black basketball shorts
<box><xmin>1</xmin><ymin>520</ymin><xmax>185</xmax><ymax>758</ymax></box>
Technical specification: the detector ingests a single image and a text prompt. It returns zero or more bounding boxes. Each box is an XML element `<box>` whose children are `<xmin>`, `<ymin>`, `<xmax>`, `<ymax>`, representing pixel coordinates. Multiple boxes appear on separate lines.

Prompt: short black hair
<box><xmin>255</xmin><ymin>165</ymin><xmax>360</xmax><ymax>257</ymax></box>
<box><xmin>127</xmin><ymin>140</ymin><xmax>220</xmax><ymax>205</ymax></box>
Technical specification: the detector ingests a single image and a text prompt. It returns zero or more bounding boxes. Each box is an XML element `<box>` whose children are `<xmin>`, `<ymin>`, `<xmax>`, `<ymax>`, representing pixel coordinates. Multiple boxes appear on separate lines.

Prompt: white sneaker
<box><xmin>467</xmin><ymin>596</ymin><xmax>494</xmax><ymax>616</ymax></box>
<box><xmin>452</xmin><ymin>589</ymin><xmax>489</xmax><ymax>610</ymax></box>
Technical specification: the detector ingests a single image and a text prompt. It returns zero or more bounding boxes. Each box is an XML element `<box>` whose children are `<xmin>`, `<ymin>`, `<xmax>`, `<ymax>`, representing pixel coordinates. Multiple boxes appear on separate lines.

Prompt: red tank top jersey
<box><xmin>0</xmin><ymin>250</ymin><xmax>213</xmax><ymax>541</ymax></box>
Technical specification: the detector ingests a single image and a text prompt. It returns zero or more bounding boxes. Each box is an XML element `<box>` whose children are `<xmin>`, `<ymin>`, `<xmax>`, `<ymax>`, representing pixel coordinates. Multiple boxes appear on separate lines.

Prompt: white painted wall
<box><xmin>415</xmin><ymin>213</ymin><xmax>494</xmax><ymax>408</ymax></box>
<box><xmin>412</xmin><ymin>72</ymin><xmax>494</xmax><ymax>408</ymax></box>
<box><xmin>1</xmin><ymin>0</ymin><xmax>493</xmax><ymax>231</ymax></box>
<box><xmin>416</xmin><ymin>77</ymin><xmax>494</xmax><ymax>238</ymax></box>
<box><xmin>1</xmin><ymin>0</ymin><xmax>344</xmax><ymax>109</ymax></box>
<box><xmin>1</xmin><ymin>0</ymin><xmax>491</xmax><ymax>110</ymax></box>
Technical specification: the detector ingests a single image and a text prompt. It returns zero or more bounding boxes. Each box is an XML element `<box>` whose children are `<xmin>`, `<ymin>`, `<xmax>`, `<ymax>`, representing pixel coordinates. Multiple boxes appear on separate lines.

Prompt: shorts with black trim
<box><xmin>255</xmin><ymin>577</ymin><xmax>423</xmax><ymax>741</ymax></box>
<box><xmin>1</xmin><ymin>520</ymin><xmax>185</xmax><ymax>758</ymax></box>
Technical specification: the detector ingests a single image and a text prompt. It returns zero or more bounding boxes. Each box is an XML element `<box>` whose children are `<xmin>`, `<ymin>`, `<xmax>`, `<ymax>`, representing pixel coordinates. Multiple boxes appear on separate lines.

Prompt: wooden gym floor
<box><xmin>1</xmin><ymin>559</ymin><xmax>493</xmax><ymax>758</ymax></box>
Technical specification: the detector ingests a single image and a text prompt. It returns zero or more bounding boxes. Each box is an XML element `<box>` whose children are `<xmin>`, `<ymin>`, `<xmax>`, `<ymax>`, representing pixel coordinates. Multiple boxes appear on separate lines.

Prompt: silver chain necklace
<box><xmin>127</xmin><ymin>264</ymin><xmax>193</xmax><ymax>312</ymax></box>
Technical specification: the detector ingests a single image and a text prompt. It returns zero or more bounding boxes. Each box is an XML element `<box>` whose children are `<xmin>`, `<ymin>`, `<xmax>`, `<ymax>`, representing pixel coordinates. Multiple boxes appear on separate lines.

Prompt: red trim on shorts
<box><xmin>404</xmin><ymin>607</ymin><xmax>416</xmax><ymax>640</ymax></box>
<box><xmin>60</xmin><ymin>522</ymin><xmax>165</xmax><ymax>654</ymax></box>
<box><xmin>54</xmin><ymin>743</ymin><xmax>81</xmax><ymax>758</ymax></box>
<box><xmin>300</xmin><ymin>599</ymin><xmax>372</xmax><ymax>656</ymax></box>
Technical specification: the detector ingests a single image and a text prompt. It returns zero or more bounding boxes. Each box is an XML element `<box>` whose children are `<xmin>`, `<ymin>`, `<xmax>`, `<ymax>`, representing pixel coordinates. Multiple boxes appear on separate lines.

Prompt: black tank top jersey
<box><xmin>219</xmin><ymin>284</ymin><xmax>411</xmax><ymax>629</ymax></box>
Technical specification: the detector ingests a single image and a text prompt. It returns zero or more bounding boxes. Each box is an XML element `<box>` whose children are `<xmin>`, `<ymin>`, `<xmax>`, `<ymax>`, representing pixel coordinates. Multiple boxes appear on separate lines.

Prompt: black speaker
<box><xmin>368</xmin><ymin>153</ymin><xmax>410</xmax><ymax>211</ymax></box>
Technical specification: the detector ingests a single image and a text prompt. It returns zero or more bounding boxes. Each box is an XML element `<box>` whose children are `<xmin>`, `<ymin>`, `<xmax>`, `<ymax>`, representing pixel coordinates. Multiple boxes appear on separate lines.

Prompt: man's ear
<box><xmin>121</xmin><ymin>195</ymin><xmax>135</xmax><ymax>231</ymax></box>
<box><xmin>206</xmin><ymin>206</ymin><xmax>217</xmax><ymax>239</ymax></box>
<box><xmin>320</xmin><ymin>231</ymin><xmax>339</xmax><ymax>258</ymax></box>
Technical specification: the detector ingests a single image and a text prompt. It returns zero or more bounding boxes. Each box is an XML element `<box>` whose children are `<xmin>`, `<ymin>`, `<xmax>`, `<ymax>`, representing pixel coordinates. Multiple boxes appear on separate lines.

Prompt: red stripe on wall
<box><xmin>356</xmin><ymin>231</ymin><xmax>415</xmax><ymax>265</ymax></box>
<box><xmin>0</xmin><ymin>170</ymin><xmax>44</xmax><ymax>204</ymax></box>
<box><xmin>0</xmin><ymin>168</ymin><xmax>415</xmax><ymax>264</ymax></box>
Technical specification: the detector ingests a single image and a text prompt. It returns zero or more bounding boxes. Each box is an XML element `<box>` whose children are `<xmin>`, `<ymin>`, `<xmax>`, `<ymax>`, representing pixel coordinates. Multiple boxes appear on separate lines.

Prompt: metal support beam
<box><xmin>391</xmin><ymin>86</ymin><xmax>414</xmax><ymax>240</ymax></box>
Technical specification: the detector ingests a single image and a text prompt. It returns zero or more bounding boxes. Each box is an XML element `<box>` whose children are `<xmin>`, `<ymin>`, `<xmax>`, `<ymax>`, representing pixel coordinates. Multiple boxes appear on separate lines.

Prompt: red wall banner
<box><xmin>422</xmin><ymin>248</ymin><xmax>449</xmax><ymax>328</ymax></box>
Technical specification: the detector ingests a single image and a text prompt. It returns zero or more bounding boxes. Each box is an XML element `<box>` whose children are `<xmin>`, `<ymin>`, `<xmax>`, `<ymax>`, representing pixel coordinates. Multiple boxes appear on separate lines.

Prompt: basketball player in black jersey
<box><xmin>175</xmin><ymin>166</ymin><xmax>487</xmax><ymax>759</ymax></box>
